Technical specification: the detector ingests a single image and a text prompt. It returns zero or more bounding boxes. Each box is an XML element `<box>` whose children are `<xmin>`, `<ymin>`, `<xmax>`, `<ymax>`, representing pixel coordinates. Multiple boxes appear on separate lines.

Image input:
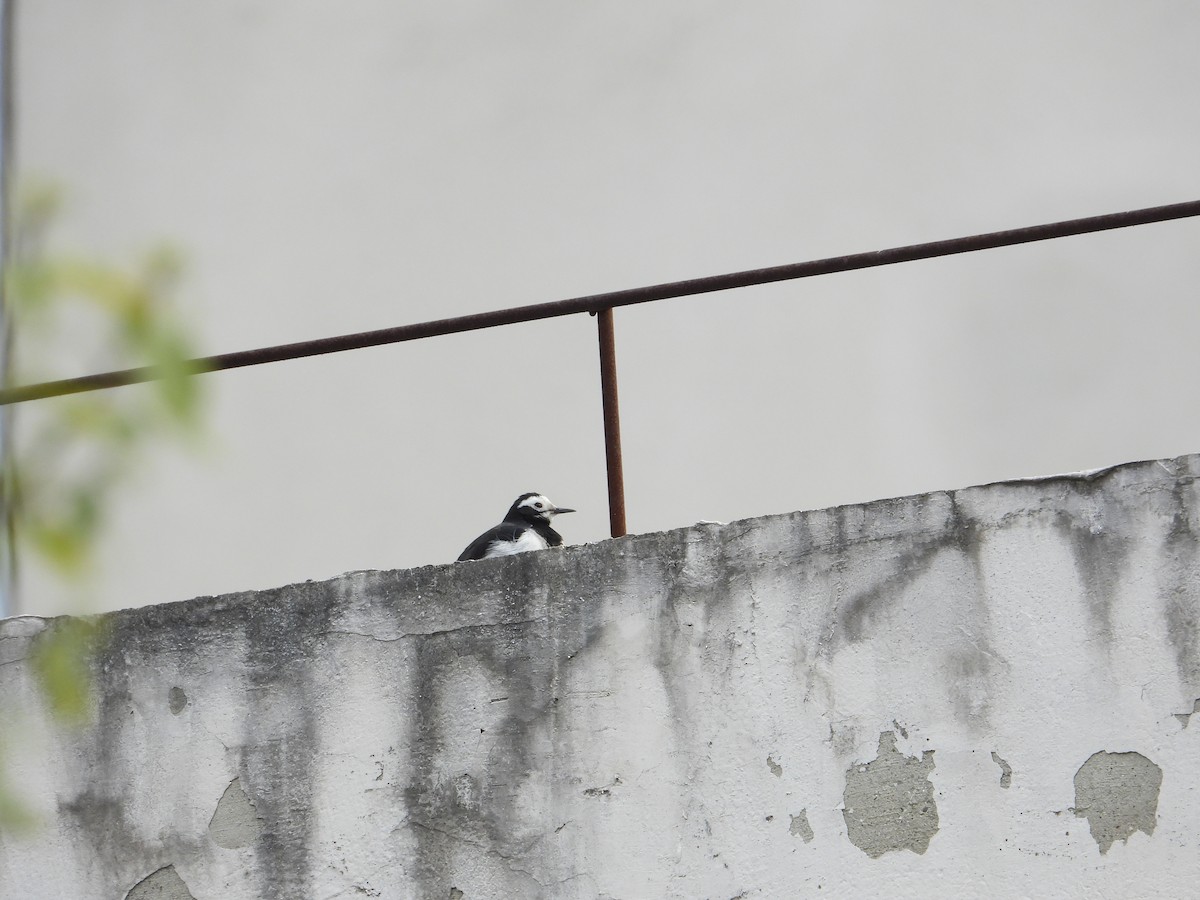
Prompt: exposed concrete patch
<box><xmin>124</xmin><ymin>865</ymin><xmax>196</xmax><ymax>900</ymax></box>
<box><xmin>789</xmin><ymin>810</ymin><xmax>814</xmax><ymax>842</ymax></box>
<box><xmin>1174</xmin><ymin>698</ymin><xmax>1200</xmax><ymax>728</ymax></box>
<box><xmin>766</xmin><ymin>755</ymin><xmax>783</xmax><ymax>777</ymax></box>
<box><xmin>208</xmin><ymin>778</ymin><xmax>264</xmax><ymax>849</ymax></box>
<box><xmin>842</xmin><ymin>732</ymin><xmax>938</xmax><ymax>859</ymax></box>
<box><xmin>167</xmin><ymin>687</ymin><xmax>187</xmax><ymax>715</ymax></box>
<box><xmin>991</xmin><ymin>751</ymin><xmax>1012</xmax><ymax>788</ymax></box>
<box><xmin>1073</xmin><ymin>751</ymin><xmax>1163</xmax><ymax>854</ymax></box>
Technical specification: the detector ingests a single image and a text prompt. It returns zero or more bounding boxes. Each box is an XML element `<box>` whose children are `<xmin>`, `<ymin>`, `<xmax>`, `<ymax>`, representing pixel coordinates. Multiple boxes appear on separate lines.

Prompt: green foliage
<box><xmin>5</xmin><ymin>182</ymin><xmax>204</xmax><ymax>579</ymax></box>
<box><xmin>0</xmin><ymin>740</ymin><xmax>38</xmax><ymax>835</ymax></box>
<box><xmin>30</xmin><ymin>618</ymin><xmax>105</xmax><ymax>724</ymax></box>
<box><xmin>0</xmin><ymin>182</ymin><xmax>205</xmax><ymax>830</ymax></box>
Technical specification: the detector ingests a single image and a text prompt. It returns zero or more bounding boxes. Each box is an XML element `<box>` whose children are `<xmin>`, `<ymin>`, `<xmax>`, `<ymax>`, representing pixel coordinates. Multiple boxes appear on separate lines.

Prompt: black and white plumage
<box><xmin>457</xmin><ymin>492</ymin><xmax>576</xmax><ymax>561</ymax></box>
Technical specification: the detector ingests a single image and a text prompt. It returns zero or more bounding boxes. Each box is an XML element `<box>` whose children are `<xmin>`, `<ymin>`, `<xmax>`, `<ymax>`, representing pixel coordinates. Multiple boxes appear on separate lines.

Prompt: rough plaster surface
<box><xmin>2</xmin><ymin>455</ymin><xmax>1200</xmax><ymax>897</ymax></box>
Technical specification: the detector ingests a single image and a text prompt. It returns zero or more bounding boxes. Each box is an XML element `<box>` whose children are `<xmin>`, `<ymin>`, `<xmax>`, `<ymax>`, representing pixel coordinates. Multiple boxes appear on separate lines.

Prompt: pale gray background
<box><xmin>14</xmin><ymin>1</ymin><xmax>1200</xmax><ymax>614</ymax></box>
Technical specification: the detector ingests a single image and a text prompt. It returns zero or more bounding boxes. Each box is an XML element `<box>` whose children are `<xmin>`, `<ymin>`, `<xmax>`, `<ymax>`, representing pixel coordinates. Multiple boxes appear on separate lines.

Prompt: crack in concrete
<box><xmin>196</xmin><ymin>721</ymin><xmax>231</xmax><ymax>752</ymax></box>
<box><xmin>314</xmin><ymin>859</ymin><xmax>405</xmax><ymax>900</ymax></box>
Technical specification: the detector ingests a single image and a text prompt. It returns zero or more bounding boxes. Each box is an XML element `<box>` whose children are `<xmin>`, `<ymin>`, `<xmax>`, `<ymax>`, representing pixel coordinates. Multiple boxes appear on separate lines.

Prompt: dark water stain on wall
<box><xmin>55</xmin><ymin>613</ymin><xmax>210</xmax><ymax>895</ymax></box>
<box><xmin>837</xmin><ymin>494</ymin><xmax>984</xmax><ymax>646</ymax></box>
<box><xmin>654</xmin><ymin>525</ymin><xmax>739</xmax><ymax>720</ymax></box>
<box><xmin>20</xmin><ymin>596</ymin><xmax>282</xmax><ymax>897</ymax></box>
<box><xmin>826</xmin><ymin>495</ymin><xmax>999</xmax><ymax>728</ymax></box>
<box><xmin>400</xmin><ymin>552</ymin><xmax>579</xmax><ymax>897</ymax></box>
<box><xmin>1056</xmin><ymin>506</ymin><xmax>1131</xmax><ymax>643</ymax></box>
<box><xmin>1161</xmin><ymin>475</ymin><xmax>1200</xmax><ymax>686</ymax></box>
<box><xmin>237</xmin><ymin>582</ymin><xmax>333</xmax><ymax>900</ymax></box>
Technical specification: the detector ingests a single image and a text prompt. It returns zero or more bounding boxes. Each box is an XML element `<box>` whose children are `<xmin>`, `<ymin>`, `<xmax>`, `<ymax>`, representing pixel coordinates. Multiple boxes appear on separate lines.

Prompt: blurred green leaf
<box><xmin>0</xmin><ymin>764</ymin><xmax>38</xmax><ymax>834</ymax></box>
<box><xmin>31</xmin><ymin>619</ymin><xmax>104</xmax><ymax>725</ymax></box>
<box><xmin>0</xmin><ymin>184</ymin><xmax>207</xmax><ymax>832</ymax></box>
<box><xmin>24</xmin><ymin>520</ymin><xmax>88</xmax><ymax>577</ymax></box>
<box><xmin>6</xmin><ymin>182</ymin><xmax>205</xmax><ymax>582</ymax></box>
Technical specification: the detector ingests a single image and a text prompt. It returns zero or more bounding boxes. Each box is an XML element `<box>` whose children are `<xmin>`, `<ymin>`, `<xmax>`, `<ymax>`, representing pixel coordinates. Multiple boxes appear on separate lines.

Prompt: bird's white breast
<box><xmin>485</xmin><ymin>529</ymin><xmax>549</xmax><ymax>558</ymax></box>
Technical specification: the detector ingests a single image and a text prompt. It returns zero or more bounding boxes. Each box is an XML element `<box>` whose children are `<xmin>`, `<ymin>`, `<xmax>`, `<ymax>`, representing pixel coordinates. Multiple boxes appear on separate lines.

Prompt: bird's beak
<box><xmin>552</xmin><ymin>506</ymin><xmax>576</xmax><ymax>516</ymax></box>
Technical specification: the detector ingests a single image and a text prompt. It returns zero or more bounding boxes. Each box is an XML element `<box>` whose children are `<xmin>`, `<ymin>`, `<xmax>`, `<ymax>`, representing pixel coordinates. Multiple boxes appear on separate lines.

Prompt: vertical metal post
<box><xmin>0</xmin><ymin>0</ymin><xmax>14</xmax><ymax>617</ymax></box>
<box><xmin>596</xmin><ymin>307</ymin><xmax>626</xmax><ymax>538</ymax></box>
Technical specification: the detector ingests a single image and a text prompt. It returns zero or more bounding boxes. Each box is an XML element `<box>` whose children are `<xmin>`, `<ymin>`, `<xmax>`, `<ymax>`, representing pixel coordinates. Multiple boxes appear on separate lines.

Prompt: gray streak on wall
<box><xmin>3</xmin><ymin>454</ymin><xmax>1200</xmax><ymax>898</ymax></box>
<box><xmin>1162</xmin><ymin>471</ymin><xmax>1200</xmax><ymax>684</ymax></box>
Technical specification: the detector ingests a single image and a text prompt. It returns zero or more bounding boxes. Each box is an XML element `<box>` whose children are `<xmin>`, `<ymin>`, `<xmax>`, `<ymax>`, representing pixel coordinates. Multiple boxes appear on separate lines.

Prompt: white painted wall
<box><xmin>1</xmin><ymin>454</ymin><xmax>1198</xmax><ymax>898</ymax></box>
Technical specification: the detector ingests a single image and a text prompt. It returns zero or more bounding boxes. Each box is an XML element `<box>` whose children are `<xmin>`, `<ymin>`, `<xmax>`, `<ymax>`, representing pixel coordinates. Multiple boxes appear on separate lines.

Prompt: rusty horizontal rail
<box><xmin>2</xmin><ymin>198</ymin><xmax>1198</xmax><ymax>406</ymax></box>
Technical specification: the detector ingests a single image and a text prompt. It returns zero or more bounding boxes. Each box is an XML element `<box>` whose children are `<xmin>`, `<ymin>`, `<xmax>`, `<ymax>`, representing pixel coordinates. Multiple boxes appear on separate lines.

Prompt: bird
<box><xmin>457</xmin><ymin>492</ymin><xmax>576</xmax><ymax>561</ymax></box>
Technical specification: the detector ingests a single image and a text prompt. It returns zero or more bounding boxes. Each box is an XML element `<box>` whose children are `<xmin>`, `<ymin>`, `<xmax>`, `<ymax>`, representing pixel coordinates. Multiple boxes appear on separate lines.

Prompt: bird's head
<box><xmin>507</xmin><ymin>492</ymin><xmax>575</xmax><ymax>524</ymax></box>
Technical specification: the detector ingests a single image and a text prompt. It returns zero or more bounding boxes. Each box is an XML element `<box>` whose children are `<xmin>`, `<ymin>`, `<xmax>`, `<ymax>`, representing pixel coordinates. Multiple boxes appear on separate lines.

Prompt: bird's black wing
<box><xmin>533</xmin><ymin>522</ymin><xmax>564</xmax><ymax>547</ymax></box>
<box><xmin>457</xmin><ymin>522</ymin><xmax>525</xmax><ymax>561</ymax></box>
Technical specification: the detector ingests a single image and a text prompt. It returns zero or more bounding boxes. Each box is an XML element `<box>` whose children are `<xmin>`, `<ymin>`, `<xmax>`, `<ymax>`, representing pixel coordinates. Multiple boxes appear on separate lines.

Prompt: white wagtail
<box><xmin>457</xmin><ymin>492</ymin><xmax>575</xmax><ymax>561</ymax></box>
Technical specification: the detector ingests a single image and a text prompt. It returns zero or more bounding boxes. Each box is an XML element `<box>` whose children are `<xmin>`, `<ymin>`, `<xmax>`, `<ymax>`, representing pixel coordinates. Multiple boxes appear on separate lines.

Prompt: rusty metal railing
<box><xmin>2</xmin><ymin>199</ymin><xmax>1199</xmax><ymax>538</ymax></box>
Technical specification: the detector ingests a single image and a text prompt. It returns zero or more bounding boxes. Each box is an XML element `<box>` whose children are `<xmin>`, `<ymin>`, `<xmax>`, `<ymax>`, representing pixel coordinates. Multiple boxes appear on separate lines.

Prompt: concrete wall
<box><xmin>2</xmin><ymin>455</ymin><xmax>1199</xmax><ymax>899</ymax></box>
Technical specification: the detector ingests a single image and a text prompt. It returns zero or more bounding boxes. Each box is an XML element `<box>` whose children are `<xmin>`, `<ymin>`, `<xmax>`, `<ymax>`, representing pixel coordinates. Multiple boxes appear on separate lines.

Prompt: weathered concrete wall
<box><xmin>2</xmin><ymin>455</ymin><xmax>1200</xmax><ymax>899</ymax></box>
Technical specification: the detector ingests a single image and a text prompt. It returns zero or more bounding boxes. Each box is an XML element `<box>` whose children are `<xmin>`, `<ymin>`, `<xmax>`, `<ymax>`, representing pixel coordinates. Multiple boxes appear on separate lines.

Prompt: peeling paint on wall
<box><xmin>1174</xmin><ymin>699</ymin><xmax>1200</xmax><ymax>728</ymax></box>
<box><xmin>208</xmin><ymin>778</ymin><xmax>263</xmax><ymax>850</ymax></box>
<box><xmin>991</xmin><ymin>751</ymin><xmax>1012</xmax><ymax>788</ymax></box>
<box><xmin>789</xmin><ymin>810</ymin><xmax>814</xmax><ymax>842</ymax></box>
<box><xmin>1073</xmin><ymin>751</ymin><xmax>1163</xmax><ymax>854</ymax></box>
<box><xmin>842</xmin><ymin>732</ymin><xmax>939</xmax><ymax>858</ymax></box>
<box><xmin>124</xmin><ymin>865</ymin><xmax>196</xmax><ymax>900</ymax></box>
